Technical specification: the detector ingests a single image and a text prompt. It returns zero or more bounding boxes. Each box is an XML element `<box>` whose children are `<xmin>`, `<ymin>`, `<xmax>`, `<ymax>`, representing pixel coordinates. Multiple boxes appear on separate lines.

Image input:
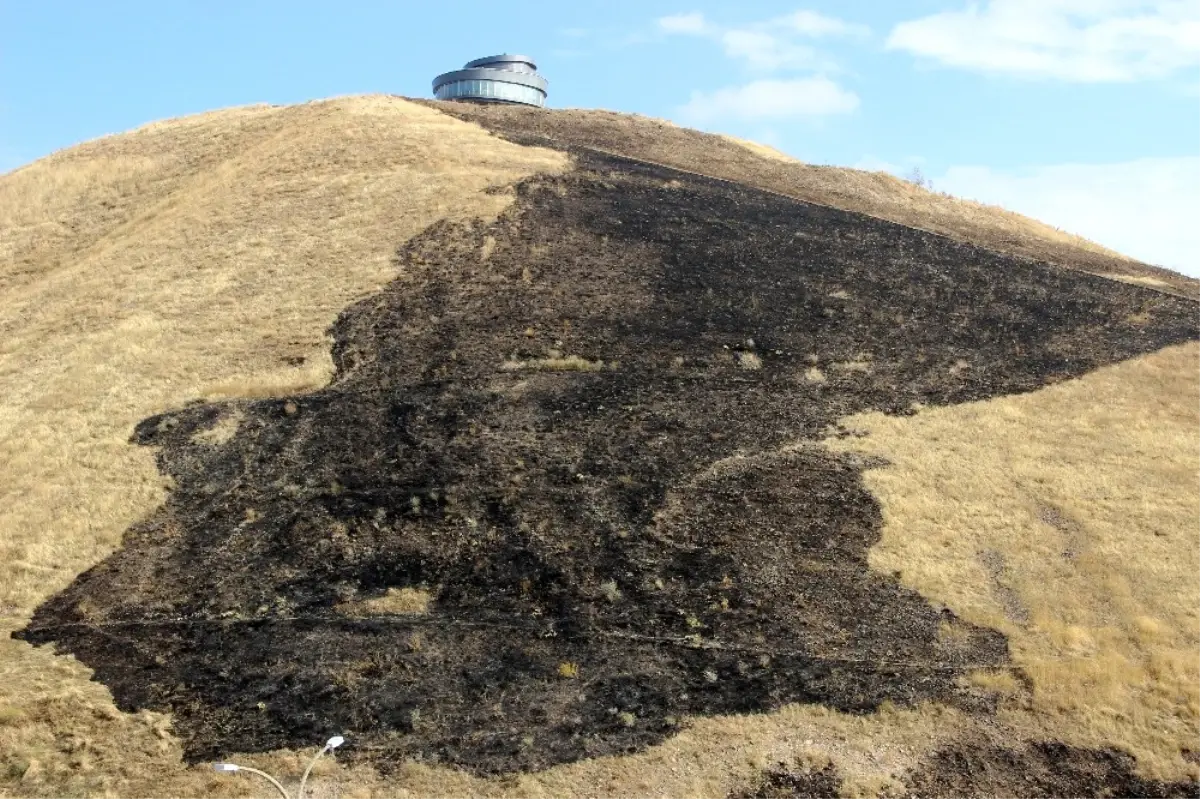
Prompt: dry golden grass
<box><xmin>1101</xmin><ymin>272</ymin><xmax>1170</xmax><ymax>288</ymax></box>
<box><xmin>828</xmin><ymin>342</ymin><xmax>1200</xmax><ymax>782</ymax></box>
<box><xmin>500</xmin><ymin>355</ymin><xmax>605</xmax><ymax>372</ymax></box>
<box><xmin>804</xmin><ymin>366</ymin><xmax>828</xmax><ymax>384</ymax></box>
<box><xmin>0</xmin><ymin>94</ymin><xmax>565</xmax><ymax>797</ymax></box>
<box><xmin>834</xmin><ymin>357</ymin><xmax>874</xmax><ymax>373</ymax></box>
<box><xmin>718</xmin><ymin>135</ymin><xmax>802</xmax><ymax>164</ymax></box>
<box><xmin>736</xmin><ymin>352</ymin><xmax>763</xmax><ymax>370</ymax></box>
<box><xmin>338</xmin><ymin>587</ymin><xmax>432</xmax><ymax>616</ymax></box>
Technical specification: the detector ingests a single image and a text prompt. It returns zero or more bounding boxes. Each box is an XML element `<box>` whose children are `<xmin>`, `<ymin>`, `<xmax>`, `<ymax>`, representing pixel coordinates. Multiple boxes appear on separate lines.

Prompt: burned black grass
<box><xmin>17</xmin><ymin>150</ymin><xmax>1198</xmax><ymax>774</ymax></box>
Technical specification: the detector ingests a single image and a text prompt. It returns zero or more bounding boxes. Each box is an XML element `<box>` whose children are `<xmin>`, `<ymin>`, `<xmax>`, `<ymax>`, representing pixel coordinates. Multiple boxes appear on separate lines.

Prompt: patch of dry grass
<box><xmin>338</xmin><ymin>587</ymin><xmax>432</xmax><ymax>616</ymax></box>
<box><xmin>736</xmin><ymin>352</ymin><xmax>763</xmax><ymax>370</ymax></box>
<box><xmin>804</xmin><ymin>366</ymin><xmax>828</xmax><ymax>384</ymax></box>
<box><xmin>1101</xmin><ymin>272</ymin><xmax>1170</xmax><ymax>288</ymax></box>
<box><xmin>718</xmin><ymin>135</ymin><xmax>802</xmax><ymax>164</ymax></box>
<box><xmin>501</xmin><ymin>355</ymin><xmax>605</xmax><ymax>372</ymax></box>
<box><xmin>0</xmin><ymin>94</ymin><xmax>565</xmax><ymax>797</ymax></box>
<box><xmin>833</xmin><ymin>357</ymin><xmax>873</xmax><ymax>373</ymax></box>
<box><xmin>828</xmin><ymin>342</ymin><xmax>1200</xmax><ymax>781</ymax></box>
<box><xmin>190</xmin><ymin>408</ymin><xmax>245</xmax><ymax>446</ymax></box>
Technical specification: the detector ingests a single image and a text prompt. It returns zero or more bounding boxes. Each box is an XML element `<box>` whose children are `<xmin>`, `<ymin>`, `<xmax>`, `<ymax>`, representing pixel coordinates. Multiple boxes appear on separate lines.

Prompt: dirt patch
<box><xmin>16</xmin><ymin>149</ymin><xmax>1198</xmax><ymax>775</ymax></box>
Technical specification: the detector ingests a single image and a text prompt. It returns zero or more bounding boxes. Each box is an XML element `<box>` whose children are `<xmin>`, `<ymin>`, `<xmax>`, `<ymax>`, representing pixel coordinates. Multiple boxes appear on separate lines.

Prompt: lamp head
<box><xmin>213</xmin><ymin>763</ymin><xmax>240</xmax><ymax>772</ymax></box>
<box><xmin>326</xmin><ymin>735</ymin><xmax>345</xmax><ymax>749</ymax></box>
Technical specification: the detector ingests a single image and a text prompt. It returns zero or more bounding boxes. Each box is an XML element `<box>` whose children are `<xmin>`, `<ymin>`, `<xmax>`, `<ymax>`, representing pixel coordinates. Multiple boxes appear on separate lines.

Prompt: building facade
<box><xmin>432</xmin><ymin>54</ymin><xmax>548</xmax><ymax>107</ymax></box>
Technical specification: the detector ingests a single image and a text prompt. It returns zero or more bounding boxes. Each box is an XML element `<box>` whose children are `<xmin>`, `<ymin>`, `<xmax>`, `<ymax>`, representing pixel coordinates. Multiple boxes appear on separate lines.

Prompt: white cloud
<box><xmin>678</xmin><ymin>78</ymin><xmax>860</xmax><ymax>123</ymax></box>
<box><xmin>720</xmin><ymin>29</ymin><xmax>821</xmax><ymax>71</ymax></box>
<box><xmin>658</xmin><ymin>10</ymin><xmax>867</xmax><ymax>127</ymax></box>
<box><xmin>657</xmin><ymin>9</ymin><xmax>868</xmax><ymax>71</ymax></box>
<box><xmin>777</xmin><ymin>10</ymin><xmax>870</xmax><ymax>38</ymax></box>
<box><xmin>934</xmin><ymin>157</ymin><xmax>1200</xmax><ymax>275</ymax></box>
<box><xmin>658</xmin><ymin>12</ymin><xmax>712</xmax><ymax>35</ymax></box>
<box><xmin>887</xmin><ymin>0</ymin><xmax>1200</xmax><ymax>82</ymax></box>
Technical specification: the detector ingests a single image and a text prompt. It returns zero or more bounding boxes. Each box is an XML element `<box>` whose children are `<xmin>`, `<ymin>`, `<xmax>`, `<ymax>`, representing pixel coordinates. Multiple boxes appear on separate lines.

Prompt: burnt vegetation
<box><xmin>734</xmin><ymin>742</ymin><xmax>1200</xmax><ymax>798</ymax></box>
<box><xmin>17</xmin><ymin>149</ymin><xmax>1198</xmax><ymax>777</ymax></box>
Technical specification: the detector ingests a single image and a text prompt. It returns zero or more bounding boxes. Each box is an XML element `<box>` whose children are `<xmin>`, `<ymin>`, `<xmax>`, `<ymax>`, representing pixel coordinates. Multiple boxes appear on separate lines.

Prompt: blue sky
<box><xmin>3</xmin><ymin>0</ymin><xmax>1198</xmax><ymax>273</ymax></box>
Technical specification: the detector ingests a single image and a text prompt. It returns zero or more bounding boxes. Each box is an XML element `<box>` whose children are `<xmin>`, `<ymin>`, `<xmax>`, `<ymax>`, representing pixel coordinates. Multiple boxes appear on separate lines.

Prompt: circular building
<box><xmin>432</xmin><ymin>54</ymin><xmax>548</xmax><ymax>107</ymax></box>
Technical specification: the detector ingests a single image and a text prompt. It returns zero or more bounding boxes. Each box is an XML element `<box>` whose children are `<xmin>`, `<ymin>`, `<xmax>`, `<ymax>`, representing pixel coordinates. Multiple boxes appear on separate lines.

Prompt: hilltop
<box><xmin>1</xmin><ymin>95</ymin><xmax>1197</xmax><ymax>799</ymax></box>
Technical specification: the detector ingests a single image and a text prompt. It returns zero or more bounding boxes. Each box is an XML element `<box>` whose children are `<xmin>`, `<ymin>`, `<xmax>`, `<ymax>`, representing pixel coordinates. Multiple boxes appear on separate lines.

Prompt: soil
<box><xmin>16</xmin><ymin>147</ymin><xmax>1199</xmax><ymax>777</ymax></box>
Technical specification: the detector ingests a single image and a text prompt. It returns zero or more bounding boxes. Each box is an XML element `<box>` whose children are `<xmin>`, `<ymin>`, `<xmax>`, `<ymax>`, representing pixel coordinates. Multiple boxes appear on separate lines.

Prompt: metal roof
<box><xmin>463</xmin><ymin>54</ymin><xmax>538</xmax><ymax>71</ymax></box>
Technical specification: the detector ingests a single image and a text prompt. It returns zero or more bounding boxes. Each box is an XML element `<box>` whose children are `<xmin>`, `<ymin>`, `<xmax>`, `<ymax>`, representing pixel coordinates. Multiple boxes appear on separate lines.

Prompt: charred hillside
<box><xmin>418</xmin><ymin>99</ymin><xmax>1200</xmax><ymax>300</ymax></box>
<box><xmin>18</xmin><ymin>145</ymin><xmax>1197</xmax><ymax>780</ymax></box>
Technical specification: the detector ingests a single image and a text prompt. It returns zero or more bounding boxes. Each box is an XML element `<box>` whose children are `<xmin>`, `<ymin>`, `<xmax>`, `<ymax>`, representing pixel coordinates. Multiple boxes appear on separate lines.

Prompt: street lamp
<box><xmin>213</xmin><ymin>735</ymin><xmax>346</xmax><ymax>799</ymax></box>
<box><xmin>299</xmin><ymin>736</ymin><xmax>345</xmax><ymax>799</ymax></box>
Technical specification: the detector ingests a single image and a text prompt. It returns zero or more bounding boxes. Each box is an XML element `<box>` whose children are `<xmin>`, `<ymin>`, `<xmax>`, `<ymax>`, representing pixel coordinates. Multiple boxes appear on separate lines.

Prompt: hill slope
<box><xmin>2</xmin><ymin>95</ymin><xmax>1197</xmax><ymax>798</ymax></box>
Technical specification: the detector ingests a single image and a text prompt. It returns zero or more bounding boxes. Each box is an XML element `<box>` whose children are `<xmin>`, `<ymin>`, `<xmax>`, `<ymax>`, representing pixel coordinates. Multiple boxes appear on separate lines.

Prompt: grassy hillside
<box><xmin>1</xmin><ymin>95</ymin><xmax>1196</xmax><ymax>799</ymax></box>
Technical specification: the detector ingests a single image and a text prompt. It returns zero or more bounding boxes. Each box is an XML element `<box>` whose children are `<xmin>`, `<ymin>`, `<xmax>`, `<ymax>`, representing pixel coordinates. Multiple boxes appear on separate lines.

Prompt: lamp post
<box><xmin>213</xmin><ymin>735</ymin><xmax>346</xmax><ymax>799</ymax></box>
<box><xmin>299</xmin><ymin>736</ymin><xmax>345</xmax><ymax>799</ymax></box>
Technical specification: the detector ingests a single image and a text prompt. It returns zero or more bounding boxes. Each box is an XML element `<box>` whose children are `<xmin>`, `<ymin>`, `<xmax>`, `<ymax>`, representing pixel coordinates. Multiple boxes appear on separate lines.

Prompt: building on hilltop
<box><xmin>432</xmin><ymin>54</ymin><xmax>548</xmax><ymax>107</ymax></box>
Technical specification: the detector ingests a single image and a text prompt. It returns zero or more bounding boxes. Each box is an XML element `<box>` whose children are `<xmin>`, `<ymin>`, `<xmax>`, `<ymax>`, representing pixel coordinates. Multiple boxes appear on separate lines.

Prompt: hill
<box><xmin>1</xmin><ymin>95</ymin><xmax>1197</xmax><ymax>799</ymax></box>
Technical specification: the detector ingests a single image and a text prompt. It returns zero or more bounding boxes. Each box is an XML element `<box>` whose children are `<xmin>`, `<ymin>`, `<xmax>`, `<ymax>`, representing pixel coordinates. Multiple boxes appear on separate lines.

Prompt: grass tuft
<box><xmin>501</xmin><ymin>355</ymin><xmax>604</xmax><ymax>372</ymax></box>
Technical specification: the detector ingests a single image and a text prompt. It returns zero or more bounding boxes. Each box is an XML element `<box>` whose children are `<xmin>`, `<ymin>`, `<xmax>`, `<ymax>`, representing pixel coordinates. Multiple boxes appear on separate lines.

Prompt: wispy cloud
<box><xmin>657</xmin><ymin>9</ymin><xmax>867</xmax><ymax>123</ymax></box>
<box><xmin>678</xmin><ymin>77</ymin><xmax>860</xmax><ymax>123</ymax></box>
<box><xmin>935</xmin><ymin>156</ymin><xmax>1200</xmax><ymax>274</ymax></box>
<box><xmin>775</xmin><ymin>10</ymin><xmax>870</xmax><ymax>38</ymax></box>
<box><xmin>887</xmin><ymin>0</ymin><xmax>1200</xmax><ymax>82</ymax></box>
<box><xmin>658</xmin><ymin>12</ymin><xmax>713</xmax><ymax>36</ymax></box>
<box><xmin>719</xmin><ymin>29</ymin><xmax>824</xmax><ymax>71</ymax></box>
<box><xmin>658</xmin><ymin>9</ymin><xmax>868</xmax><ymax>72</ymax></box>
